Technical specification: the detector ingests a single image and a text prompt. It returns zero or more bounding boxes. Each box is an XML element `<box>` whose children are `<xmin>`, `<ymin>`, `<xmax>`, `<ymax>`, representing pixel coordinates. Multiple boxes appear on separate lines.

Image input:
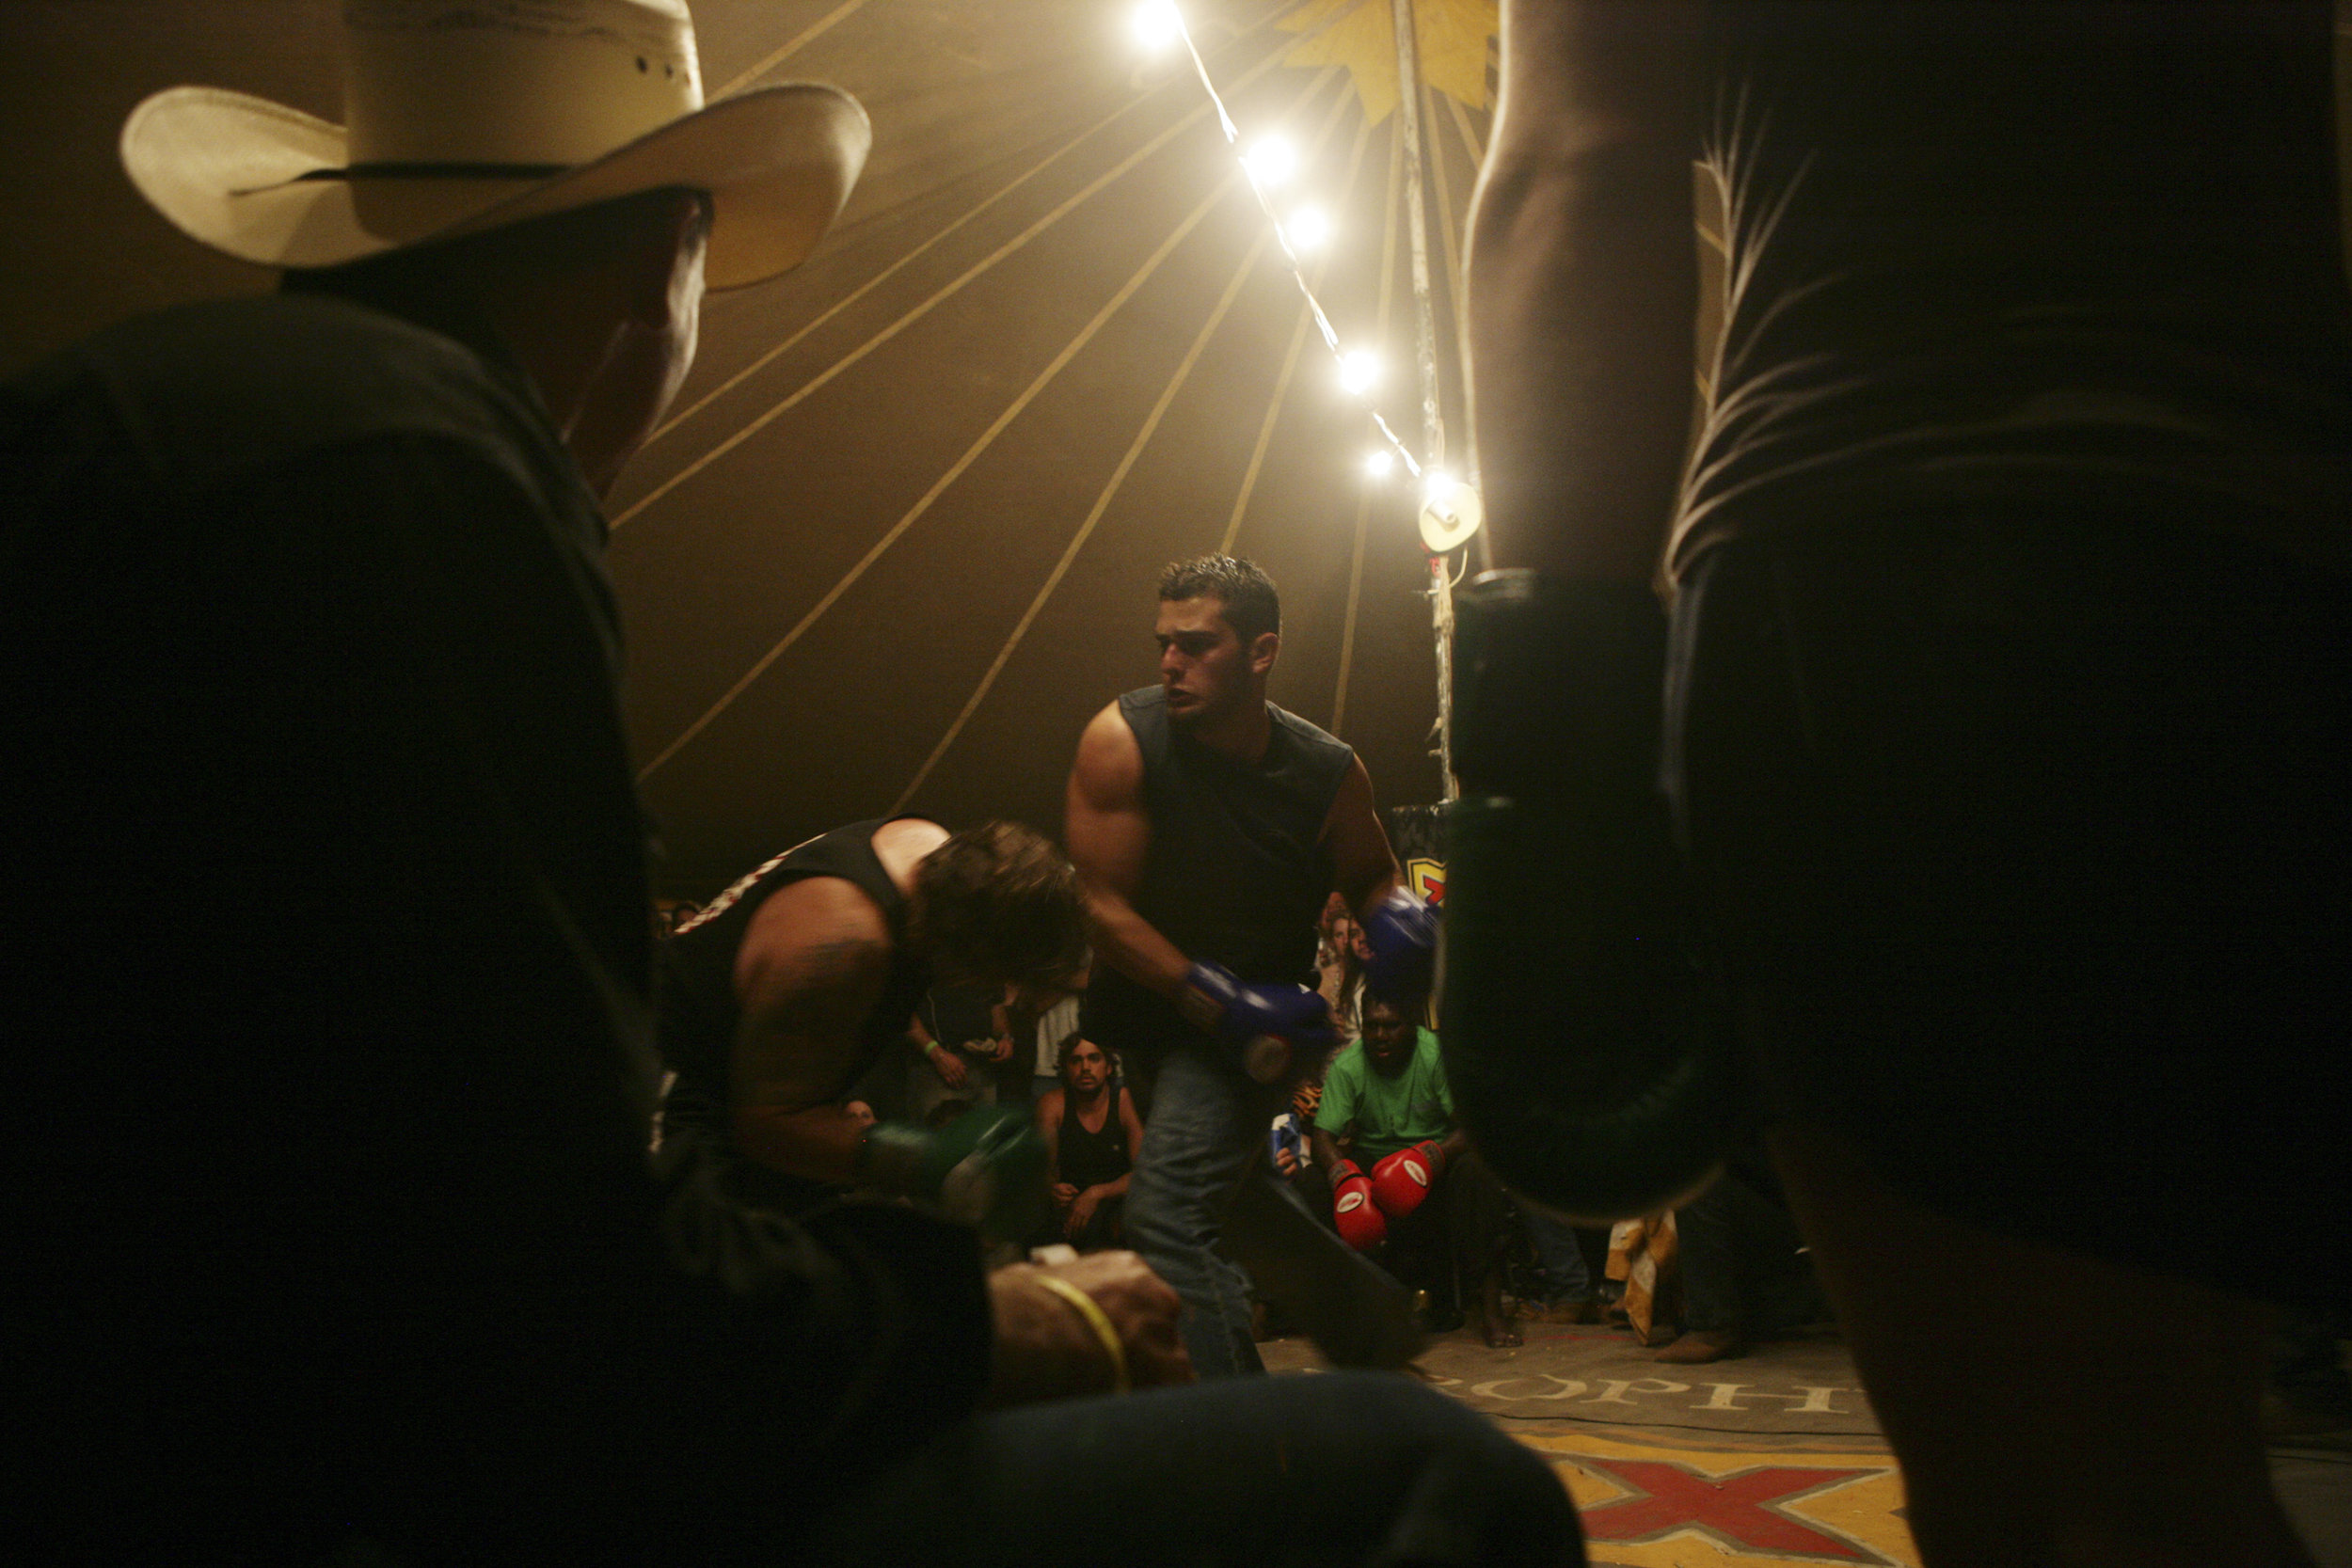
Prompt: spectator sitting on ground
<box><xmin>1313</xmin><ymin>998</ymin><xmax>1518</xmax><ymax>1347</ymax></box>
<box><xmin>1034</xmin><ymin>1035</ymin><xmax>1143</xmax><ymax>1250</ymax></box>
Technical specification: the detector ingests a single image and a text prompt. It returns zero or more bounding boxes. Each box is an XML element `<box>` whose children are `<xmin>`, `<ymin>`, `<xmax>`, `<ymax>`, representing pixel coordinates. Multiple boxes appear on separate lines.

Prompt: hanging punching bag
<box><xmin>1439</xmin><ymin>570</ymin><xmax>1740</xmax><ymax>1222</ymax></box>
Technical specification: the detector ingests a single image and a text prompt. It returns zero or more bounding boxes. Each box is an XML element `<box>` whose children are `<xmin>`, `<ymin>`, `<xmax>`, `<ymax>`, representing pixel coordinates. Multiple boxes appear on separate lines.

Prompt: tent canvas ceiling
<box><xmin>8</xmin><ymin>2</ymin><xmax>2351</xmax><ymax>897</ymax></box>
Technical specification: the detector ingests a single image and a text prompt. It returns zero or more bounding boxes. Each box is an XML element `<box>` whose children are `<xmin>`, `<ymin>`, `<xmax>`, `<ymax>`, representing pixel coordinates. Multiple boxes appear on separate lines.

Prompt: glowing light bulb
<box><xmin>1243</xmin><ymin>135</ymin><xmax>1298</xmax><ymax>188</ymax></box>
<box><xmin>1422</xmin><ymin>469</ymin><xmax>1455</xmax><ymax>504</ymax></box>
<box><xmin>1365</xmin><ymin>450</ymin><xmax>1397</xmax><ymax>478</ymax></box>
<box><xmin>1283</xmin><ymin>205</ymin><xmax>1331</xmax><ymax>251</ymax></box>
<box><xmin>1133</xmin><ymin>0</ymin><xmax>1183</xmax><ymax>50</ymax></box>
<box><xmin>1338</xmin><ymin>350</ymin><xmax>1380</xmax><ymax>396</ymax></box>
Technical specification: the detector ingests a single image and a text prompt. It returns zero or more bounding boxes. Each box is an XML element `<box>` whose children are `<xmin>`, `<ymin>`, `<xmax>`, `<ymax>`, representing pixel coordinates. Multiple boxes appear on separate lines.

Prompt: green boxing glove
<box><xmin>860</xmin><ymin>1103</ymin><xmax>1048</xmax><ymax>1243</ymax></box>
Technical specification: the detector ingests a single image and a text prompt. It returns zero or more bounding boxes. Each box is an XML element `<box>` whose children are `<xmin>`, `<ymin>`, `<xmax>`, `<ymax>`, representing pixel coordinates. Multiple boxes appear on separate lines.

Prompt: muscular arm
<box><xmin>1066</xmin><ymin>702</ymin><xmax>1216</xmax><ymax>1025</ymax></box>
<box><xmin>1035</xmin><ymin>1086</ymin><xmax>1067</xmax><ymax>1190</ymax></box>
<box><xmin>726</xmin><ymin>877</ymin><xmax>892</xmax><ymax>1182</ymax></box>
<box><xmin>1312</xmin><ymin>1125</ymin><xmax>1350</xmax><ymax>1174</ymax></box>
<box><xmin>1322</xmin><ymin>755</ymin><xmax>1404</xmax><ymax>924</ymax></box>
<box><xmin>1467</xmin><ymin>0</ymin><xmax>1702</xmax><ymax>586</ymax></box>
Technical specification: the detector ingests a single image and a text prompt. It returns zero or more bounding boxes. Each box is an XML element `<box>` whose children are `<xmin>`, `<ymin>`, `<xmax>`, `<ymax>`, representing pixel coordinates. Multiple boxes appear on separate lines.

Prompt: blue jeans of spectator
<box><xmin>813</xmin><ymin>1370</ymin><xmax>1584</xmax><ymax>1568</ymax></box>
<box><xmin>1521</xmin><ymin>1206</ymin><xmax>1592</xmax><ymax>1303</ymax></box>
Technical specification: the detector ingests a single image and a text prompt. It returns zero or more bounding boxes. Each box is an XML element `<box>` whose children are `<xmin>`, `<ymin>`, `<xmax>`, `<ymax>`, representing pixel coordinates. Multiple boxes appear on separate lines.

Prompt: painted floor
<box><xmin>1263</xmin><ymin>1317</ymin><xmax>2352</xmax><ymax>1568</ymax></box>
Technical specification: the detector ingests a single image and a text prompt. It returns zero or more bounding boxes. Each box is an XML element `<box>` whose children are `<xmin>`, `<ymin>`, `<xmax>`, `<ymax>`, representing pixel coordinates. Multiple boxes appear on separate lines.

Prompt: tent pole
<box><xmin>1391</xmin><ymin>0</ymin><xmax>1459</xmax><ymax>801</ymax></box>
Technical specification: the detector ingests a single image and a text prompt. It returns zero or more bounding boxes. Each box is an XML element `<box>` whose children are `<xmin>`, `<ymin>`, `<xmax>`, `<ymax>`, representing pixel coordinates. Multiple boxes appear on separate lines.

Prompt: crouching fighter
<box><xmin>1067</xmin><ymin>554</ymin><xmax>1439</xmax><ymax>1376</ymax></box>
<box><xmin>656</xmin><ymin>817</ymin><xmax>1089</xmax><ymax>1245</ymax></box>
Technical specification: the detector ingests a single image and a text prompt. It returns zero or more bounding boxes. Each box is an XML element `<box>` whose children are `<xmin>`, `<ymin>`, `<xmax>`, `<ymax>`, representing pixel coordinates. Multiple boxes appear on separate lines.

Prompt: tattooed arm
<box><xmin>726</xmin><ymin>876</ymin><xmax>894</xmax><ymax>1182</ymax></box>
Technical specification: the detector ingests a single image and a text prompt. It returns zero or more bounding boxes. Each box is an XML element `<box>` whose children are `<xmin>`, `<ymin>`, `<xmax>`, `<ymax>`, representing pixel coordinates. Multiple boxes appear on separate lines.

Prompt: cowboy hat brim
<box><xmin>122</xmin><ymin>82</ymin><xmax>870</xmax><ymax>291</ymax></box>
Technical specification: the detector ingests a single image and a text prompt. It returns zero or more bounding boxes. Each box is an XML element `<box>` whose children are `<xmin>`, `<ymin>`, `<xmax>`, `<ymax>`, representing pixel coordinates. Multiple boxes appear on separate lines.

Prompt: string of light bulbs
<box><xmin>1132</xmin><ymin>0</ymin><xmax>1450</xmax><ymax>496</ymax></box>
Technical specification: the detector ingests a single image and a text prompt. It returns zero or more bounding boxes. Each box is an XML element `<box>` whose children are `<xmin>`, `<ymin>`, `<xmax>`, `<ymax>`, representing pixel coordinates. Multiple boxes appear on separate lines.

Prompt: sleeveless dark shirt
<box><xmin>657</xmin><ymin>819</ymin><xmax>930</xmax><ymax>1204</ymax></box>
<box><xmin>1082</xmin><ymin>688</ymin><xmax>1353</xmax><ymax>1053</ymax></box>
<box><xmin>1673</xmin><ymin>1</ymin><xmax>2352</xmax><ymax>576</ymax></box>
<box><xmin>1056</xmin><ymin>1086</ymin><xmax>1133</xmax><ymax>1192</ymax></box>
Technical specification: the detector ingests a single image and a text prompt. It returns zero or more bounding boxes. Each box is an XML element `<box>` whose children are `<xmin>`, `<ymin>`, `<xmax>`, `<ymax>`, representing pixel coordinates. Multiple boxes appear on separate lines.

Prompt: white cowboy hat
<box><xmin>119</xmin><ymin>0</ymin><xmax>870</xmax><ymax>291</ymax></box>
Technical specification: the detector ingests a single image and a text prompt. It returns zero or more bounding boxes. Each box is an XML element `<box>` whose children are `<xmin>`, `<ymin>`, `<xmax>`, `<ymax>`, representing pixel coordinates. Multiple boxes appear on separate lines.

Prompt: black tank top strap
<box><xmin>1057</xmin><ymin>1085</ymin><xmax>1132</xmax><ymax>1192</ymax></box>
<box><xmin>1084</xmin><ymin>689</ymin><xmax>1353</xmax><ymax>1053</ymax></box>
<box><xmin>656</xmin><ymin>818</ymin><xmax>933</xmax><ymax>1149</ymax></box>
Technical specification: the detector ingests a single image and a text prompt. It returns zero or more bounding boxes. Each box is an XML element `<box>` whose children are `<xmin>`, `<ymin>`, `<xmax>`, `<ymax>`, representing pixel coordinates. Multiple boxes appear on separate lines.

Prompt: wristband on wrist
<box><xmin>1031</xmin><ymin>1273</ymin><xmax>1130</xmax><ymax>1395</ymax></box>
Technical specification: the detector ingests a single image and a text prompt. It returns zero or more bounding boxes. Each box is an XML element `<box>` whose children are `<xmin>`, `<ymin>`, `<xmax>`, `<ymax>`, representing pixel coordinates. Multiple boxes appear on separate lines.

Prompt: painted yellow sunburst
<box><xmin>1279</xmin><ymin>0</ymin><xmax>1498</xmax><ymax>123</ymax></box>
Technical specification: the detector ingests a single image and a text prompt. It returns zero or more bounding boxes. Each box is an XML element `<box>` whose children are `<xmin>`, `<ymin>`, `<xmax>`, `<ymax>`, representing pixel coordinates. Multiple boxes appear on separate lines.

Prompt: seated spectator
<box><xmin>1655</xmin><ymin>1159</ymin><xmax>1831</xmax><ymax>1364</ymax></box>
<box><xmin>1313</xmin><ymin>998</ymin><xmax>1518</xmax><ymax>1347</ymax></box>
<box><xmin>1034</xmin><ymin>1036</ymin><xmax>1143</xmax><ymax>1250</ymax></box>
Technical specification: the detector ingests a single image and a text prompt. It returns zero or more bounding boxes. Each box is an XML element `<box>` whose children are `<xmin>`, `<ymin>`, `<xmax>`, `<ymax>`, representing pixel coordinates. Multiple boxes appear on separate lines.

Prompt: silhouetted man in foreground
<box><xmin>1456</xmin><ymin>4</ymin><xmax>2352</xmax><ymax>1563</ymax></box>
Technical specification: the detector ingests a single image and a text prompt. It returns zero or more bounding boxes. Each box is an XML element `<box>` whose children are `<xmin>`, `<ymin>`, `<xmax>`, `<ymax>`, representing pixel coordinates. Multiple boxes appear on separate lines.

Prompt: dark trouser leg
<box><xmin>1670</xmin><ymin>1170</ymin><xmax>1741</xmax><ymax>1338</ymax></box>
<box><xmin>1771</xmin><ymin>1122</ymin><xmax>2309</xmax><ymax>1568</ymax></box>
<box><xmin>812</xmin><ymin>1371</ymin><xmax>1584</xmax><ymax>1568</ymax></box>
<box><xmin>1439</xmin><ymin>1154</ymin><xmax>1508</xmax><ymax>1295</ymax></box>
<box><xmin>1669</xmin><ymin>517</ymin><xmax>2351</xmax><ymax>1567</ymax></box>
<box><xmin>1441</xmin><ymin>1152</ymin><xmax>1517</xmax><ymax>1345</ymax></box>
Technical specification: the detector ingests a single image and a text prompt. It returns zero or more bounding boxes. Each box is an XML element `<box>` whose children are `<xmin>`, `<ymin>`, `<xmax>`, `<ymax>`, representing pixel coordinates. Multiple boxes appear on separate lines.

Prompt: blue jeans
<box><xmin>1521</xmin><ymin>1206</ymin><xmax>1592</xmax><ymax>1302</ymax></box>
<box><xmin>1123</xmin><ymin>1045</ymin><xmax>1283</xmax><ymax>1376</ymax></box>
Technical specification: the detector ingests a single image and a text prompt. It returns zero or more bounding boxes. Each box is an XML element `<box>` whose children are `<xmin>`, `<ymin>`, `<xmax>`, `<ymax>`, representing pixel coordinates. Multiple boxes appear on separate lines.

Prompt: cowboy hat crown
<box><xmin>122</xmin><ymin>0</ymin><xmax>869</xmax><ymax>289</ymax></box>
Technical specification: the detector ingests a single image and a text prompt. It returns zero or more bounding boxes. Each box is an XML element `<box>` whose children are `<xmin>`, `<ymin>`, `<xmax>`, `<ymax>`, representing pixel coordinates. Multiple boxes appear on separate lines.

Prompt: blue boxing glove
<box><xmin>1184</xmin><ymin>960</ymin><xmax>1335</xmax><ymax>1085</ymax></box>
<box><xmin>1360</xmin><ymin>887</ymin><xmax>1438</xmax><ymax>1007</ymax></box>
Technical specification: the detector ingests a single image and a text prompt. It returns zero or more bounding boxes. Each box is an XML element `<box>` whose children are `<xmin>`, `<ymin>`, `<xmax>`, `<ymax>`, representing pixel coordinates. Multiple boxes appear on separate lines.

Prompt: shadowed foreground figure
<box><xmin>1457</xmin><ymin>3</ymin><xmax>2351</xmax><ymax>1565</ymax></box>
<box><xmin>1</xmin><ymin>4</ymin><xmax>1579</xmax><ymax>1563</ymax></box>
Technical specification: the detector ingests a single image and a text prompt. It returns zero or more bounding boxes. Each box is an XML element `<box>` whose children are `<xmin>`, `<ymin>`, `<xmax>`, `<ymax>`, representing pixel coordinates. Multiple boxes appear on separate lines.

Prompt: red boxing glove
<box><xmin>1331</xmin><ymin>1159</ymin><xmax>1387</xmax><ymax>1251</ymax></box>
<box><xmin>1371</xmin><ymin>1140</ymin><xmax>1444</xmax><ymax>1220</ymax></box>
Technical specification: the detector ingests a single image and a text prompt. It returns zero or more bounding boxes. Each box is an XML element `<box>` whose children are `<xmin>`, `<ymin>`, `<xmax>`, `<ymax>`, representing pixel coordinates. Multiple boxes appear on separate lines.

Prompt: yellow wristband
<box><xmin>1031</xmin><ymin>1274</ymin><xmax>1130</xmax><ymax>1395</ymax></box>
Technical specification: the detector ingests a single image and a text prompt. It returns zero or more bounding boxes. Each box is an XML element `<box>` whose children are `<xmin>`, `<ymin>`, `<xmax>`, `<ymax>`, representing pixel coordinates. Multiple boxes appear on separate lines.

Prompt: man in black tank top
<box><xmin>657</xmin><ymin>818</ymin><xmax>1087</xmax><ymax>1236</ymax></box>
<box><xmin>1033</xmin><ymin>1035</ymin><xmax>1144</xmax><ymax>1250</ymax></box>
<box><xmin>1457</xmin><ymin>4</ymin><xmax>2352</xmax><ymax>1561</ymax></box>
<box><xmin>1066</xmin><ymin>556</ymin><xmax>1438</xmax><ymax>1377</ymax></box>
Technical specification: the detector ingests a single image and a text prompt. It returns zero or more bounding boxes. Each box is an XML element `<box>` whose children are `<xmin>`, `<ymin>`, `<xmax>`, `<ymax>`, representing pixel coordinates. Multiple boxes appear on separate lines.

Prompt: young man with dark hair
<box><xmin>1033</xmin><ymin>1035</ymin><xmax>1144</xmax><ymax>1249</ymax></box>
<box><xmin>1065</xmin><ymin>553</ymin><xmax>1440</xmax><ymax>1376</ymax></box>
<box><xmin>654</xmin><ymin>816</ymin><xmax>1088</xmax><ymax>1234</ymax></box>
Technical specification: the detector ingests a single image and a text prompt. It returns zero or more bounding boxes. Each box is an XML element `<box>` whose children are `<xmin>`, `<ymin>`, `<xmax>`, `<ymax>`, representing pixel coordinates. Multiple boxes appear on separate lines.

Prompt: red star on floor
<box><xmin>1577</xmin><ymin>1459</ymin><xmax>1886</xmax><ymax>1561</ymax></box>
